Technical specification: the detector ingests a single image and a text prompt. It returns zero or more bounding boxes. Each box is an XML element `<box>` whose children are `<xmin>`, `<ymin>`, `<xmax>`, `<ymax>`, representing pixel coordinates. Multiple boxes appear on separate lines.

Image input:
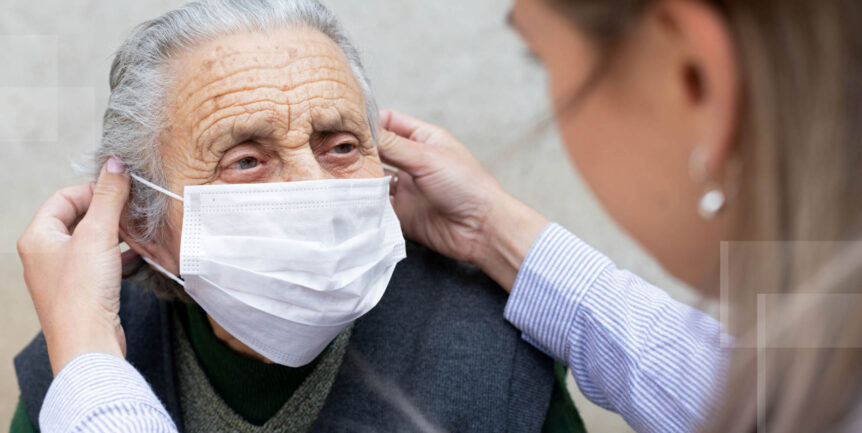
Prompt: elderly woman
<box><xmin>11</xmin><ymin>1</ymin><xmax>581</xmax><ymax>432</ymax></box>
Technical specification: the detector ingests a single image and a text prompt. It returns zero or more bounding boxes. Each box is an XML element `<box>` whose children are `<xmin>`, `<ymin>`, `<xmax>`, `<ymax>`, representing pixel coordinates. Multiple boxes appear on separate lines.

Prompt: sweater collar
<box><xmin>180</xmin><ymin>302</ymin><xmax>321</xmax><ymax>425</ymax></box>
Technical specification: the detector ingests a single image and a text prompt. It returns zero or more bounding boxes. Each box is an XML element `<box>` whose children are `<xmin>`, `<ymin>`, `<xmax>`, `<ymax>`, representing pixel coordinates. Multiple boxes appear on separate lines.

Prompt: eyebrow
<box><xmin>196</xmin><ymin>119</ymin><xmax>272</xmax><ymax>156</ymax></box>
<box><xmin>312</xmin><ymin>112</ymin><xmax>347</xmax><ymax>133</ymax></box>
<box><xmin>199</xmin><ymin>109</ymin><xmax>360</xmax><ymax>155</ymax></box>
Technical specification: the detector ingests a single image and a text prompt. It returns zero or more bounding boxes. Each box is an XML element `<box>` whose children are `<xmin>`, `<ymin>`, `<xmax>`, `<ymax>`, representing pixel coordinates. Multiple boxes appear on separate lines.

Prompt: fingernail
<box><xmin>107</xmin><ymin>156</ymin><xmax>125</xmax><ymax>174</ymax></box>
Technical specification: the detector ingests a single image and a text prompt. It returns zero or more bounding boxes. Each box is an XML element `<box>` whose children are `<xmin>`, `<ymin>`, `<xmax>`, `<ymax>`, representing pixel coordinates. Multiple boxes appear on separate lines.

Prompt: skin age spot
<box><xmin>147</xmin><ymin>27</ymin><xmax>385</xmax><ymax>362</ymax></box>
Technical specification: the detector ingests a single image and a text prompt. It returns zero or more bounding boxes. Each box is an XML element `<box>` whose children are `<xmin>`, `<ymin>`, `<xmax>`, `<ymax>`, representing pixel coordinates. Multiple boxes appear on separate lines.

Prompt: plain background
<box><xmin>0</xmin><ymin>1</ymin><xmax>701</xmax><ymax>431</ymax></box>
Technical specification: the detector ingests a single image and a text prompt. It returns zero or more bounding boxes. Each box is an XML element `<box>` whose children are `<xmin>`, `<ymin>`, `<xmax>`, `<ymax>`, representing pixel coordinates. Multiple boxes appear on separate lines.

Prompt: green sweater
<box><xmin>11</xmin><ymin>304</ymin><xmax>585</xmax><ymax>432</ymax></box>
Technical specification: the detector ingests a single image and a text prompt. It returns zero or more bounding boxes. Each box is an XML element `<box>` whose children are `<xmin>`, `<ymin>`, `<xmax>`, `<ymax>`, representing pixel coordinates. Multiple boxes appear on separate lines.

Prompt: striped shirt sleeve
<box><xmin>504</xmin><ymin>223</ymin><xmax>729</xmax><ymax>433</ymax></box>
<box><xmin>40</xmin><ymin>353</ymin><xmax>178</xmax><ymax>433</ymax></box>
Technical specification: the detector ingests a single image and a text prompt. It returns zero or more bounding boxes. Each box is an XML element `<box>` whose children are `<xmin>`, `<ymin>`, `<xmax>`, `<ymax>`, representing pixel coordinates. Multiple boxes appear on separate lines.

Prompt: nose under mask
<box><xmin>130</xmin><ymin>173</ymin><xmax>406</xmax><ymax>367</ymax></box>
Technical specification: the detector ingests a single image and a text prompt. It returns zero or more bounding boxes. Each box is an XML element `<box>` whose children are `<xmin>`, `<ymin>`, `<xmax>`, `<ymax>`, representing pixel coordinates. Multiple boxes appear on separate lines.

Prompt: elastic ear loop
<box><xmin>129</xmin><ymin>172</ymin><xmax>187</xmax><ymax>287</ymax></box>
<box><xmin>142</xmin><ymin>257</ymin><xmax>186</xmax><ymax>288</ymax></box>
<box><xmin>130</xmin><ymin>172</ymin><xmax>184</xmax><ymax>202</ymax></box>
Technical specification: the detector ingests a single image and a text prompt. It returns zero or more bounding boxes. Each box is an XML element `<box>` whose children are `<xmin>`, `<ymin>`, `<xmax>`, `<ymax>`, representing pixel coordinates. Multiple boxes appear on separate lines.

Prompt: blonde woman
<box><xmin>17</xmin><ymin>0</ymin><xmax>861</xmax><ymax>432</ymax></box>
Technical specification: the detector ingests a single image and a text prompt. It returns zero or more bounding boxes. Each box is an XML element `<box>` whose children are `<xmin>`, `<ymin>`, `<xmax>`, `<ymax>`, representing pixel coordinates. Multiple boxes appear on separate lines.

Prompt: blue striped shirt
<box><xmin>40</xmin><ymin>353</ymin><xmax>177</xmax><ymax>432</ymax></box>
<box><xmin>505</xmin><ymin>223</ymin><xmax>729</xmax><ymax>432</ymax></box>
<box><xmin>39</xmin><ymin>222</ymin><xmax>728</xmax><ymax>432</ymax></box>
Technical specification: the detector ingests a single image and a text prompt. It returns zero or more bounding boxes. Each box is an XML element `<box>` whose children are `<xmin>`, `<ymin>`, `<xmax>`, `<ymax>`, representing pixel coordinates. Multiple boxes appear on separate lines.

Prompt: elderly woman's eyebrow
<box><xmin>196</xmin><ymin>119</ymin><xmax>274</xmax><ymax>156</ymax></box>
<box><xmin>195</xmin><ymin>106</ymin><xmax>366</xmax><ymax>156</ymax></box>
<box><xmin>312</xmin><ymin>114</ymin><xmax>347</xmax><ymax>133</ymax></box>
<box><xmin>311</xmin><ymin>104</ymin><xmax>374</xmax><ymax>134</ymax></box>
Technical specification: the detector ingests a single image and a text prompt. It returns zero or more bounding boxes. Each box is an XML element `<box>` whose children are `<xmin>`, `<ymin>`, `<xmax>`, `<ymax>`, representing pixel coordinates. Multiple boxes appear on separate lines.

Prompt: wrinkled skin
<box><xmin>124</xmin><ymin>27</ymin><xmax>383</xmax><ymax>362</ymax></box>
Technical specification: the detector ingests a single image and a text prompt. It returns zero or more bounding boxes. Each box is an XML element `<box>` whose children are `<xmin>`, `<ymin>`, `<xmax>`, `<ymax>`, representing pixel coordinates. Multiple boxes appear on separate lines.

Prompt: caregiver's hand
<box><xmin>379</xmin><ymin>109</ymin><xmax>549</xmax><ymax>291</ymax></box>
<box><xmin>16</xmin><ymin>157</ymin><xmax>137</xmax><ymax>376</ymax></box>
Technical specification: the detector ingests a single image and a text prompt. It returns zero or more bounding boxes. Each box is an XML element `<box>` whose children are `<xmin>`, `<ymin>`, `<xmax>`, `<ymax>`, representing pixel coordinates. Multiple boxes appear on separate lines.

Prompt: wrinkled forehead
<box><xmin>163</xmin><ymin>27</ymin><xmax>370</xmax><ymax>155</ymax></box>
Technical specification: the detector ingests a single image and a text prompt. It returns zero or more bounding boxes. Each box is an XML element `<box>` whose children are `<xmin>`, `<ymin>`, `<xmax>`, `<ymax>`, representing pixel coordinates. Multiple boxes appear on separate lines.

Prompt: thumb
<box><xmin>79</xmin><ymin>157</ymin><xmax>130</xmax><ymax>241</ymax></box>
<box><xmin>378</xmin><ymin>129</ymin><xmax>428</xmax><ymax>175</ymax></box>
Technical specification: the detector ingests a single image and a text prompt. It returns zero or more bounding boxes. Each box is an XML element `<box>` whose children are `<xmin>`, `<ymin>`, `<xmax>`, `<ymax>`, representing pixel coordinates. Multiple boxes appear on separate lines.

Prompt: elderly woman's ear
<box><xmin>118</xmin><ymin>217</ymin><xmax>181</xmax><ymax>277</ymax></box>
<box><xmin>120</xmin><ymin>245</ymin><xmax>144</xmax><ymax>278</ymax></box>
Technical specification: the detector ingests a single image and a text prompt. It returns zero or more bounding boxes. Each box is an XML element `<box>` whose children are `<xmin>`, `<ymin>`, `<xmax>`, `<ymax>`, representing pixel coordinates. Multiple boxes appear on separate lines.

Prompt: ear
<box><xmin>657</xmin><ymin>0</ymin><xmax>739</xmax><ymax>179</ymax></box>
<box><xmin>119</xmin><ymin>218</ymin><xmax>180</xmax><ymax>276</ymax></box>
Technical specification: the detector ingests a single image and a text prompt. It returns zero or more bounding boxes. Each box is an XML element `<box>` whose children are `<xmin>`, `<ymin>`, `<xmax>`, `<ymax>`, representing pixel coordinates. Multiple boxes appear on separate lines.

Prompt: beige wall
<box><xmin>0</xmin><ymin>1</ymin><xmax>698</xmax><ymax>431</ymax></box>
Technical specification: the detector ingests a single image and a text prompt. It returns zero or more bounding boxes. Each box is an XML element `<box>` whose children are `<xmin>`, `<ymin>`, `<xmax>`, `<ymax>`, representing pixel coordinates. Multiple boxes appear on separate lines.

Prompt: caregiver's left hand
<box><xmin>17</xmin><ymin>157</ymin><xmax>135</xmax><ymax>375</ymax></box>
<box><xmin>378</xmin><ymin>109</ymin><xmax>549</xmax><ymax>291</ymax></box>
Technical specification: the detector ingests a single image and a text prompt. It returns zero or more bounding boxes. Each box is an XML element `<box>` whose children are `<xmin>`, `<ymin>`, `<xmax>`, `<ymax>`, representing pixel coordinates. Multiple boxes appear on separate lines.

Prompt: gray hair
<box><xmin>96</xmin><ymin>0</ymin><xmax>378</xmax><ymax>300</ymax></box>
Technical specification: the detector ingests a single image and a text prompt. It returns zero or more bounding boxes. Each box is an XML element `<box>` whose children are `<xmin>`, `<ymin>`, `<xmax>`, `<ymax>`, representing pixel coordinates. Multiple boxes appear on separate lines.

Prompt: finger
<box><xmin>389</xmin><ymin>170</ymin><xmax>421</xmax><ymax>231</ymax></box>
<box><xmin>30</xmin><ymin>183</ymin><xmax>95</xmax><ymax>236</ymax></box>
<box><xmin>78</xmin><ymin>157</ymin><xmax>130</xmax><ymax>241</ymax></box>
<box><xmin>395</xmin><ymin>169</ymin><xmax>420</xmax><ymax>196</ymax></box>
<box><xmin>378</xmin><ymin>129</ymin><xmax>428</xmax><ymax>174</ymax></box>
<box><xmin>379</xmin><ymin>109</ymin><xmax>440</xmax><ymax>142</ymax></box>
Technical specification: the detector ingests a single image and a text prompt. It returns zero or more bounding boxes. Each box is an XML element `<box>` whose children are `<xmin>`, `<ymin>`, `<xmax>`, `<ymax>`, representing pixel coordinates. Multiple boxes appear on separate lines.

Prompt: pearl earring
<box><xmin>690</xmin><ymin>147</ymin><xmax>726</xmax><ymax>220</ymax></box>
<box><xmin>698</xmin><ymin>187</ymin><xmax>725</xmax><ymax>219</ymax></box>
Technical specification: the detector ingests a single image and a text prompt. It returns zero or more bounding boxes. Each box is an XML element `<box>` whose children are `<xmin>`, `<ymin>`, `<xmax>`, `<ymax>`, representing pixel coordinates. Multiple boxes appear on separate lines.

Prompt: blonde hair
<box><xmin>548</xmin><ymin>0</ymin><xmax>862</xmax><ymax>431</ymax></box>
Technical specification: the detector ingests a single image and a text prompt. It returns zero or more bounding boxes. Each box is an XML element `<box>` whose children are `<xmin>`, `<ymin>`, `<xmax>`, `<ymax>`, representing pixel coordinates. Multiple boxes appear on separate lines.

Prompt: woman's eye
<box><xmin>332</xmin><ymin>143</ymin><xmax>355</xmax><ymax>154</ymax></box>
<box><xmin>237</xmin><ymin>156</ymin><xmax>259</xmax><ymax>170</ymax></box>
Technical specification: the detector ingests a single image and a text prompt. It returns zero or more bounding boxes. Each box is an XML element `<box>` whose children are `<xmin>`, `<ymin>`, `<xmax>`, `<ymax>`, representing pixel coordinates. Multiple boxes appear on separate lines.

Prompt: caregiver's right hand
<box><xmin>378</xmin><ymin>109</ymin><xmax>549</xmax><ymax>291</ymax></box>
<box><xmin>16</xmin><ymin>157</ymin><xmax>134</xmax><ymax>376</ymax></box>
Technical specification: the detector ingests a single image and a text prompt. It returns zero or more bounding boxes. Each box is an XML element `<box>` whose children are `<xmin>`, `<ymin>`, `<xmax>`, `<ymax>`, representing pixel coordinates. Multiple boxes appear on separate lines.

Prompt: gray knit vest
<box><xmin>172</xmin><ymin>311</ymin><xmax>352</xmax><ymax>433</ymax></box>
<box><xmin>15</xmin><ymin>241</ymin><xmax>555</xmax><ymax>432</ymax></box>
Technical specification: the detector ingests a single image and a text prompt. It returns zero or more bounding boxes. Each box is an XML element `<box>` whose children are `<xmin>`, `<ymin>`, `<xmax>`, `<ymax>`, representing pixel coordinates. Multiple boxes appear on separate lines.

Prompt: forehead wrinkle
<box><xmin>190</xmin><ymin>87</ymin><xmax>360</xmax><ymax>151</ymax></box>
<box><xmin>313</xmin><ymin>110</ymin><xmax>345</xmax><ymax>132</ymax></box>
<box><xmin>231</xmin><ymin>108</ymin><xmax>280</xmax><ymax>144</ymax></box>
<box><xmin>181</xmin><ymin>71</ymin><xmax>351</xmax><ymax>129</ymax></box>
<box><xmin>195</xmin><ymin>95</ymin><xmax>364</xmax><ymax>155</ymax></box>
<box><xmin>301</xmin><ymin>102</ymin><xmax>373</xmax><ymax>148</ymax></box>
<box><xmin>193</xmin><ymin>99</ymin><xmax>288</xmax><ymax>153</ymax></box>
<box><xmin>308</xmin><ymin>104</ymin><xmax>367</xmax><ymax>134</ymax></box>
<box><xmin>167</xmin><ymin>30</ymin><xmax>372</xmax><ymax>163</ymax></box>
<box><xmin>176</xmin><ymin>55</ymin><xmax>348</xmax><ymax>118</ymax></box>
<box><xmin>169</xmin><ymin>49</ymin><xmax>364</xmax><ymax>138</ymax></box>
<box><xmin>172</xmin><ymin>37</ymin><xmax>347</xmax><ymax>105</ymax></box>
<box><xmin>171</xmin><ymin>48</ymin><xmax>290</xmax><ymax>98</ymax></box>
<box><xmin>170</xmin><ymin>34</ymin><xmax>329</xmax><ymax>96</ymax></box>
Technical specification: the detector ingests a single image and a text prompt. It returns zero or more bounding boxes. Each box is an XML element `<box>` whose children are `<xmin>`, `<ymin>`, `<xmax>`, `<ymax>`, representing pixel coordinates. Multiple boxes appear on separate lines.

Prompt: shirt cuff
<box><xmin>504</xmin><ymin>222</ymin><xmax>614</xmax><ymax>362</ymax></box>
<box><xmin>40</xmin><ymin>352</ymin><xmax>174</xmax><ymax>432</ymax></box>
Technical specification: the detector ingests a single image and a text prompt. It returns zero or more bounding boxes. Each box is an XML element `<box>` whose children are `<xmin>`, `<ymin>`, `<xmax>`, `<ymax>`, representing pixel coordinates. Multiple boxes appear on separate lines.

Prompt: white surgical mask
<box><xmin>130</xmin><ymin>174</ymin><xmax>406</xmax><ymax>367</ymax></box>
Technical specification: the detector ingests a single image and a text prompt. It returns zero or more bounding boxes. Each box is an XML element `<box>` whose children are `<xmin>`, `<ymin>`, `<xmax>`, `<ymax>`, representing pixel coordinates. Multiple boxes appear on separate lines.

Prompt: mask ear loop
<box><xmin>142</xmin><ymin>257</ymin><xmax>186</xmax><ymax>288</ymax></box>
<box><xmin>128</xmin><ymin>172</ymin><xmax>187</xmax><ymax>287</ymax></box>
<box><xmin>129</xmin><ymin>172</ymin><xmax>184</xmax><ymax>202</ymax></box>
